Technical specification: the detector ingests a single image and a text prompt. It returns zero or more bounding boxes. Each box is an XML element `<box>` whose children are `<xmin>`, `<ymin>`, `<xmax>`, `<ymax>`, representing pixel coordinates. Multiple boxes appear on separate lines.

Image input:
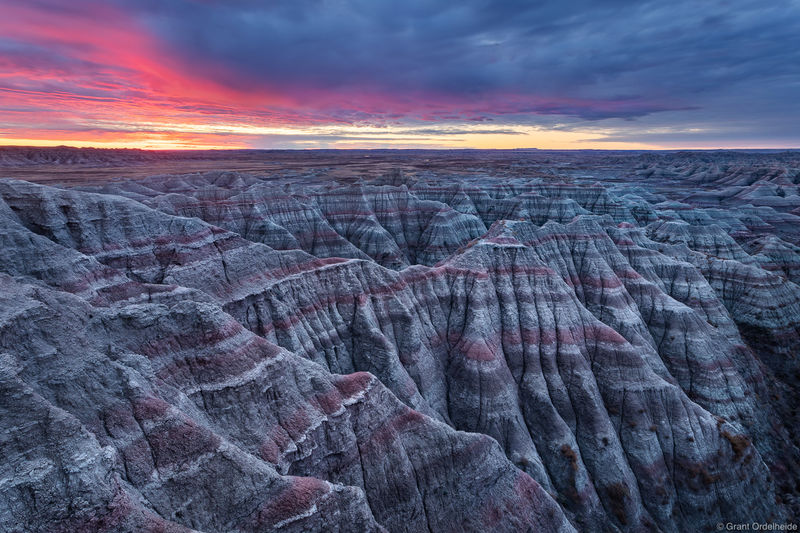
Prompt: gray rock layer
<box><xmin>0</xmin><ymin>161</ymin><xmax>798</xmax><ymax>532</ymax></box>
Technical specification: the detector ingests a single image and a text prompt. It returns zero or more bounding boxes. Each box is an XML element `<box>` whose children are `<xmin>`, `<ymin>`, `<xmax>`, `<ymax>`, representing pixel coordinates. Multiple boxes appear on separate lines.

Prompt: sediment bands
<box><xmin>1</xmin><ymin>163</ymin><xmax>798</xmax><ymax>532</ymax></box>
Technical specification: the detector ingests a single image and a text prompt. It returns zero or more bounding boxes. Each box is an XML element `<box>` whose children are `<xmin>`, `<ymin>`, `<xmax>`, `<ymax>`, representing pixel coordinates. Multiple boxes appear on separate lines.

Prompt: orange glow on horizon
<box><xmin>1</xmin><ymin>3</ymin><xmax>792</xmax><ymax>151</ymax></box>
<box><xmin>0</xmin><ymin>137</ymin><xmax>248</xmax><ymax>150</ymax></box>
<box><xmin>0</xmin><ymin>2</ymin><xmax>672</xmax><ymax>151</ymax></box>
<box><xmin>0</xmin><ymin>124</ymin><xmax>662</xmax><ymax>151</ymax></box>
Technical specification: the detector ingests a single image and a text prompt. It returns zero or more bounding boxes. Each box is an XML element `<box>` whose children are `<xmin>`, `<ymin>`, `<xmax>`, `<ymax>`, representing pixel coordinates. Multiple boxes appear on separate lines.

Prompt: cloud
<box><xmin>0</xmin><ymin>0</ymin><xmax>798</xmax><ymax>148</ymax></box>
<box><xmin>126</xmin><ymin>0</ymin><xmax>800</xmax><ymax>113</ymax></box>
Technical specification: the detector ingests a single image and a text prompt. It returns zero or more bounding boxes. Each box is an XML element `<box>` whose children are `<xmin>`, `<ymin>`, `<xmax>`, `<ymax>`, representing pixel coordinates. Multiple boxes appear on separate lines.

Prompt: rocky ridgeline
<box><xmin>1</xmin><ymin>158</ymin><xmax>799</xmax><ymax>532</ymax></box>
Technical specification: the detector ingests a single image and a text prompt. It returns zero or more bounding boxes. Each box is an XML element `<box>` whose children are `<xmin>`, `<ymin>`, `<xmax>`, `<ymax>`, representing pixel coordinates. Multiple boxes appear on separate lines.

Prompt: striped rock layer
<box><xmin>0</xmin><ymin>161</ymin><xmax>798</xmax><ymax>533</ymax></box>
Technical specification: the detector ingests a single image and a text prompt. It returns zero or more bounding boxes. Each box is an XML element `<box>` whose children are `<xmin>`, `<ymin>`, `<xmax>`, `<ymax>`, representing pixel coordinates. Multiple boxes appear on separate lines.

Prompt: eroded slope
<box><xmin>1</xmin><ymin>156</ymin><xmax>798</xmax><ymax>532</ymax></box>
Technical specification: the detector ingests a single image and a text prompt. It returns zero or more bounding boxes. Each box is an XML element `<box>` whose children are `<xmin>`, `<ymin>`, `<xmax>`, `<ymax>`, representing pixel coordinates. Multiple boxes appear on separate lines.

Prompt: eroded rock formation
<box><xmin>1</xmin><ymin>149</ymin><xmax>798</xmax><ymax>532</ymax></box>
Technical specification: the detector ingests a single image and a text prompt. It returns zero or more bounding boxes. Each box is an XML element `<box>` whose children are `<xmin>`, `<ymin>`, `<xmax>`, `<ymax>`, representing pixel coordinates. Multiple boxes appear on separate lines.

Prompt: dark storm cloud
<box><xmin>2</xmin><ymin>0</ymin><xmax>798</xmax><ymax>147</ymax></box>
<box><xmin>117</xmin><ymin>0</ymin><xmax>800</xmax><ymax>124</ymax></box>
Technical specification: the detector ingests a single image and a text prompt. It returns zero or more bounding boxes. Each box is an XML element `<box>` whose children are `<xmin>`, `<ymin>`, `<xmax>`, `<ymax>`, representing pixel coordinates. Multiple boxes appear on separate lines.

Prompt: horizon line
<box><xmin>2</xmin><ymin>144</ymin><xmax>799</xmax><ymax>153</ymax></box>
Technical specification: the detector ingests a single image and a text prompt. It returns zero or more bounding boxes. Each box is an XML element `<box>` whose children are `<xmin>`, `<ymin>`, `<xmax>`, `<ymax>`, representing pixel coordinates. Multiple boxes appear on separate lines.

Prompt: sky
<box><xmin>0</xmin><ymin>0</ymin><xmax>798</xmax><ymax>150</ymax></box>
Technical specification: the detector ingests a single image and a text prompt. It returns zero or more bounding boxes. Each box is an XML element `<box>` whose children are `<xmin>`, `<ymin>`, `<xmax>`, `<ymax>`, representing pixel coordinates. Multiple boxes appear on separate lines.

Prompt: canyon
<box><xmin>0</xmin><ymin>148</ymin><xmax>798</xmax><ymax>532</ymax></box>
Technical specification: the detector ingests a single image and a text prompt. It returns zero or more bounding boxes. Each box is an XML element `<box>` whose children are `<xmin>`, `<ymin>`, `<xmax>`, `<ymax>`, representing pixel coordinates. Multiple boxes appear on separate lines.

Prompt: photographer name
<box><xmin>723</xmin><ymin>523</ymin><xmax>798</xmax><ymax>531</ymax></box>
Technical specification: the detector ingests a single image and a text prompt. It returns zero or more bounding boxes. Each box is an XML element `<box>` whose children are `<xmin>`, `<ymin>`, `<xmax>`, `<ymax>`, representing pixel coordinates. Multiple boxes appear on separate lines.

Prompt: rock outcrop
<box><xmin>1</xmin><ymin>149</ymin><xmax>798</xmax><ymax>532</ymax></box>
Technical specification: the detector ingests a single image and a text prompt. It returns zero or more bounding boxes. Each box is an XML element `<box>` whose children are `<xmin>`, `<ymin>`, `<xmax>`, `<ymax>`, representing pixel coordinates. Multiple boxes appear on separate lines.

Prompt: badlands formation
<box><xmin>0</xmin><ymin>148</ymin><xmax>798</xmax><ymax>532</ymax></box>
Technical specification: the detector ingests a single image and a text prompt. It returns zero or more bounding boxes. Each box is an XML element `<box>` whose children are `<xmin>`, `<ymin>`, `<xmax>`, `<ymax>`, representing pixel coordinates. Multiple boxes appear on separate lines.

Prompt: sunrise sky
<box><xmin>1</xmin><ymin>0</ymin><xmax>798</xmax><ymax>150</ymax></box>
